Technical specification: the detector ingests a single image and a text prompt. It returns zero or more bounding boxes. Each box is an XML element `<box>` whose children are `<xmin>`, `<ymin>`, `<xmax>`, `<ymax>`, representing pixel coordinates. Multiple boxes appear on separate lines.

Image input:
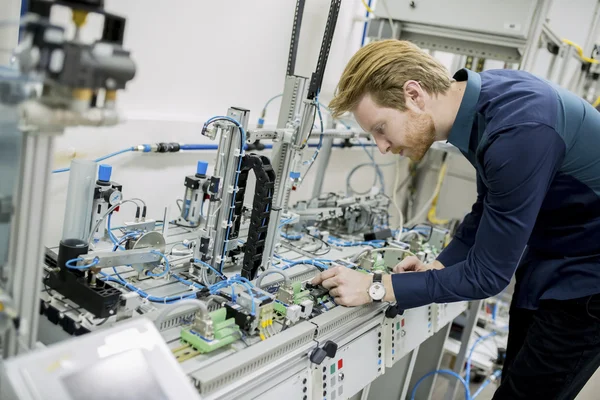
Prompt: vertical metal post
<box><xmin>310</xmin><ymin>137</ymin><xmax>334</xmax><ymax>199</ymax></box>
<box><xmin>583</xmin><ymin>0</ymin><xmax>600</xmax><ymax>56</ymax></box>
<box><xmin>546</xmin><ymin>53</ymin><xmax>559</xmax><ymax>81</ymax></box>
<box><xmin>407</xmin><ymin>323</ymin><xmax>452</xmax><ymax>400</ymax></box>
<box><xmin>261</xmin><ymin>76</ymin><xmax>308</xmax><ymax>268</ymax></box>
<box><xmin>558</xmin><ymin>46</ymin><xmax>575</xmax><ymax>87</ymax></box>
<box><xmin>0</xmin><ymin>0</ymin><xmax>21</xmax><ymax>66</ymax></box>
<box><xmin>520</xmin><ymin>0</ymin><xmax>554</xmax><ymax>72</ymax></box>
<box><xmin>4</xmin><ymin>132</ymin><xmax>56</xmax><ymax>356</ymax></box>
<box><xmin>210</xmin><ymin>108</ymin><xmax>247</xmax><ymax>269</ymax></box>
<box><xmin>443</xmin><ymin>300</ymin><xmax>482</xmax><ymax>400</ymax></box>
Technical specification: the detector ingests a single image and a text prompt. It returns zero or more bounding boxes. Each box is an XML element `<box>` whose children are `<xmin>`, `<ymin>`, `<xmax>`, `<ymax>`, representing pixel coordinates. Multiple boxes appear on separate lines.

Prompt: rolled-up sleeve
<box><xmin>392</xmin><ymin>123</ymin><xmax>566</xmax><ymax>309</ymax></box>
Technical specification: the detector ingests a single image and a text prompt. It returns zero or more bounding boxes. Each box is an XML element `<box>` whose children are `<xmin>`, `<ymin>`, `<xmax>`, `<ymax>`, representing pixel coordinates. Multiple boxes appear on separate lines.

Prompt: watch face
<box><xmin>369</xmin><ymin>283</ymin><xmax>385</xmax><ymax>301</ymax></box>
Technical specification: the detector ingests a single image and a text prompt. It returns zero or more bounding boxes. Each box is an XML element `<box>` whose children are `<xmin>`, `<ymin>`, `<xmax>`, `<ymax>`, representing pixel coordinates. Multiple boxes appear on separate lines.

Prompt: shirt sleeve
<box><xmin>436</xmin><ymin>174</ymin><xmax>487</xmax><ymax>267</ymax></box>
<box><xmin>391</xmin><ymin>123</ymin><xmax>565</xmax><ymax>309</ymax></box>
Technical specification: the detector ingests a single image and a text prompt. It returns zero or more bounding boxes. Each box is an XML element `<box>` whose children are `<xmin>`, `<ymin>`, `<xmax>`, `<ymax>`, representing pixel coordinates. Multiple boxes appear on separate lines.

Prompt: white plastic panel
<box><xmin>381</xmin><ymin>0</ymin><xmax>538</xmax><ymax>39</ymax></box>
<box><xmin>253</xmin><ymin>368</ymin><xmax>311</xmax><ymax>400</ymax></box>
<box><xmin>312</xmin><ymin>327</ymin><xmax>383</xmax><ymax>400</ymax></box>
<box><xmin>399</xmin><ymin>306</ymin><xmax>433</xmax><ymax>356</ymax></box>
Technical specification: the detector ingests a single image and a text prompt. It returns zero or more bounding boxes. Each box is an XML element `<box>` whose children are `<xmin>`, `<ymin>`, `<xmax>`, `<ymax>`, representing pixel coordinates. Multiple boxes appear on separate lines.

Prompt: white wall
<box><xmin>43</xmin><ymin>0</ymin><xmax>389</xmax><ymax>245</ymax></box>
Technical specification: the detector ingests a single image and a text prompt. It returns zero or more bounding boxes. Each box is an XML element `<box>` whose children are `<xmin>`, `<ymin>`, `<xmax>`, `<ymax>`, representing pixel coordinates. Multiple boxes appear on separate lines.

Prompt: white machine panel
<box><xmin>0</xmin><ymin>318</ymin><xmax>199</xmax><ymax>400</ymax></box>
<box><xmin>433</xmin><ymin>302</ymin><xmax>468</xmax><ymax>332</ymax></box>
<box><xmin>381</xmin><ymin>0</ymin><xmax>538</xmax><ymax>39</ymax></box>
<box><xmin>254</xmin><ymin>368</ymin><xmax>311</xmax><ymax>400</ymax></box>
<box><xmin>399</xmin><ymin>306</ymin><xmax>433</xmax><ymax>356</ymax></box>
<box><xmin>312</xmin><ymin>327</ymin><xmax>383</xmax><ymax>400</ymax></box>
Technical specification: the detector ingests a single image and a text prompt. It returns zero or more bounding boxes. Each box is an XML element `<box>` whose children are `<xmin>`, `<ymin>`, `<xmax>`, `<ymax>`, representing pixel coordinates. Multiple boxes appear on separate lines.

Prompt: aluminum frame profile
<box><xmin>190</xmin><ymin>321</ymin><xmax>316</xmax><ymax>395</ymax></box>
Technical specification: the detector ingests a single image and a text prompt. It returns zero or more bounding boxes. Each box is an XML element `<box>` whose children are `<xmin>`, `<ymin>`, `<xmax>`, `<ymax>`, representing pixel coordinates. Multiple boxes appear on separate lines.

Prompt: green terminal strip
<box><xmin>292</xmin><ymin>282</ymin><xmax>311</xmax><ymax>304</ymax></box>
<box><xmin>273</xmin><ymin>301</ymin><xmax>287</xmax><ymax>316</ymax></box>
<box><xmin>180</xmin><ymin>308</ymin><xmax>239</xmax><ymax>353</ymax></box>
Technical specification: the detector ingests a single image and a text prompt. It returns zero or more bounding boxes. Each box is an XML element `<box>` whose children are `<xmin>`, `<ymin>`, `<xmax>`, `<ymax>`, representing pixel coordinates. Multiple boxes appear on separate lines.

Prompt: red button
<box><xmin>401</xmin><ymin>319</ymin><xmax>405</xmax><ymax>327</ymax></box>
<box><xmin>338</xmin><ymin>359</ymin><xmax>343</xmax><ymax>369</ymax></box>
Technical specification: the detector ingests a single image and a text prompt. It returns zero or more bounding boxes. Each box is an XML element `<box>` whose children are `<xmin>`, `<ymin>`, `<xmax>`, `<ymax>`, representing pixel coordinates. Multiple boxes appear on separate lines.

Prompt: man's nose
<box><xmin>376</xmin><ymin>139</ymin><xmax>389</xmax><ymax>155</ymax></box>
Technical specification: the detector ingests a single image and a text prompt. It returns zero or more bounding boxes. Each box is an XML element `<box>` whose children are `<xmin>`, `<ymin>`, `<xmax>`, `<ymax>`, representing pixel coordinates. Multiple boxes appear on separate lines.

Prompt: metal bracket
<box><xmin>80</xmin><ymin>248</ymin><xmax>161</xmax><ymax>268</ymax></box>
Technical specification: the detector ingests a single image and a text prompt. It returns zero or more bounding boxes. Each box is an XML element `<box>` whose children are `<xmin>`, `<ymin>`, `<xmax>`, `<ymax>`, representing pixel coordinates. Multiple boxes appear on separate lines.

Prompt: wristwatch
<box><xmin>368</xmin><ymin>272</ymin><xmax>386</xmax><ymax>302</ymax></box>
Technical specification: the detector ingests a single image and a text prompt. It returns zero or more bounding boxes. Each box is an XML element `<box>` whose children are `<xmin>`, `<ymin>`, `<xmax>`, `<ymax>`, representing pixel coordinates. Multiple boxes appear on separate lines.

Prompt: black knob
<box><xmin>310</xmin><ymin>340</ymin><xmax>338</xmax><ymax>365</ymax></box>
<box><xmin>310</xmin><ymin>347</ymin><xmax>328</xmax><ymax>365</ymax></box>
<box><xmin>386</xmin><ymin>304</ymin><xmax>404</xmax><ymax>318</ymax></box>
<box><xmin>323</xmin><ymin>340</ymin><xmax>338</xmax><ymax>358</ymax></box>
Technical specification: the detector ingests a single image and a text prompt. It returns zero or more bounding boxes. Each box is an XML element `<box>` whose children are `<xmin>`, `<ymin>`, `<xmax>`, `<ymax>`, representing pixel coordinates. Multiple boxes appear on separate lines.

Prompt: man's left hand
<box><xmin>311</xmin><ymin>266</ymin><xmax>372</xmax><ymax>306</ymax></box>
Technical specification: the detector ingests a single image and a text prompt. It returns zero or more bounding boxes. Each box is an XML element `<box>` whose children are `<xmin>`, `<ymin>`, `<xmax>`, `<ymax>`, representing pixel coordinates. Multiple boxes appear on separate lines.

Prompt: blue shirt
<box><xmin>391</xmin><ymin>68</ymin><xmax>600</xmax><ymax>310</ymax></box>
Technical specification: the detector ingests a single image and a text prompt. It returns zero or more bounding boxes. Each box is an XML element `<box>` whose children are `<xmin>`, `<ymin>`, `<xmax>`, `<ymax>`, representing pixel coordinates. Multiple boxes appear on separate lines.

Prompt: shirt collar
<box><xmin>447</xmin><ymin>69</ymin><xmax>481</xmax><ymax>154</ymax></box>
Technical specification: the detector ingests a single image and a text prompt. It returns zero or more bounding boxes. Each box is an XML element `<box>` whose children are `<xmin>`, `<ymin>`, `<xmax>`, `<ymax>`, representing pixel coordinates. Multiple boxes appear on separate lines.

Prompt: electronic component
<box><xmin>177</xmin><ymin>161</ymin><xmax>210</xmax><ymax>228</ymax></box>
<box><xmin>181</xmin><ymin>308</ymin><xmax>239</xmax><ymax>353</ymax></box>
<box><xmin>286</xmin><ymin>304</ymin><xmax>302</xmax><ymax>323</ymax></box>
<box><xmin>90</xmin><ymin>164</ymin><xmax>123</xmax><ymax>240</ymax></box>
<box><xmin>224</xmin><ymin>303</ymin><xmax>255</xmax><ymax>332</ymax></box>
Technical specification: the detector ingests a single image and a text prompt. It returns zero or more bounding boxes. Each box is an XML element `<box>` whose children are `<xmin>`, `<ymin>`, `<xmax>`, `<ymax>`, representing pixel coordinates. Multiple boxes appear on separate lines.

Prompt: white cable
<box><xmin>405</xmin><ymin>183</ymin><xmax>441</xmax><ymax>227</ymax></box>
<box><xmin>405</xmin><ymin>158</ymin><xmax>449</xmax><ymax>227</ymax></box>
<box><xmin>153</xmin><ymin>299</ymin><xmax>209</xmax><ymax>329</ymax></box>
<box><xmin>256</xmin><ymin>269</ymin><xmax>291</xmax><ymax>288</ymax></box>
<box><xmin>87</xmin><ymin>199</ymin><xmax>139</xmax><ymax>245</ymax></box>
<box><xmin>379</xmin><ymin>0</ymin><xmax>397</xmax><ymax>39</ymax></box>
<box><xmin>392</xmin><ymin>157</ymin><xmax>405</xmax><ymax>239</ymax></box>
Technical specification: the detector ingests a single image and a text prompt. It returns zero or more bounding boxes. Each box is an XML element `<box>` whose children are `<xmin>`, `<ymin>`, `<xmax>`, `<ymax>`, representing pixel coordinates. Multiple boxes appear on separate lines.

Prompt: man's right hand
<box><xmin>393</xmin><ymin>256</ymin><xmax>445</xmax><ymax>273</ymax></box>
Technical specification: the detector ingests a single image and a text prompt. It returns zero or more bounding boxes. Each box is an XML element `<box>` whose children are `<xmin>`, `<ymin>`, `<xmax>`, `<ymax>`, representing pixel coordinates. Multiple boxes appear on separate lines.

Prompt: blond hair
<box><xmin>328</xmin><ymin>40</ymin><xmax>451</xmax><ymax>118</ymax></box>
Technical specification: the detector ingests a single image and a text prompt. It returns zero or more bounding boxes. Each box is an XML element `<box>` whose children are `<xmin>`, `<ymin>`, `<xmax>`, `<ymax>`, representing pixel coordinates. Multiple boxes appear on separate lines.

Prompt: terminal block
<box><xmin>181</xmin><ymin>308</ymin><xmax>239</xmax><ymax>353</ymax></box>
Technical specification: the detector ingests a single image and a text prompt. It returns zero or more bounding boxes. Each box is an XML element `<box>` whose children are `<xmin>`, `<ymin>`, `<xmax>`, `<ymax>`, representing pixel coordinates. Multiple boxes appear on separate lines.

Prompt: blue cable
<box><xmin>466</xmin><ymin>330</ymin><xmax>502</xmax><ymax>387</ymax></box>
<box><xmin>145</xmin><ymin>250</ymin><xmax>170</xmax><ymax>278</ymax></box>
<box><xmin>65</xmin><ymin>257</ymin><xmax>99</xmax><ymax>270</ymax></box>
<box><xmin>410</xmin><ymin>369</ymin><xmax>470</xmax><ymax>400</ymax></box>
<box><xmin>357</xmin><ymin>138</ymin><xmax>385</xmax><ymax>190</ymax></box>
<box><xmin>100</xmin><ymin>272</ymin><xmax>197</xmax><ymax>303</ymax></box>
<box><xmin>281</xmin><ymin>232</ymin><xmax>303</xmax><ymax>240</ymax></box>
<box><xmin>192</xmin><ymin>258</ymin><xmax>226</xmax><ymax>279</ymax></box>
<box><xmin>280</xmin><ymin>260</ymin><xmax>330</xmax><ymax>271</ymax></box>
<box><xmin>52</xmin><ymin>147</ymin><xmax>135</xmax><ymax>173</ymax></box>
<box><xmin>472</xmin><ymin>370</ymin><xmax>501</xmax><ymax>399</ymax></box>
<box><xmin>327</xmin><ymin>236</ymin><xmax>385</xmax><ymax>248</ymax></box>
<box><xmin>171</xmin><ymin>273</ymin><xmax>205</xmax><ymax>291</ymax></box>
<box><xmin>360</xmin><ymin>0</ymin><xmax>372</xmax><ymax>47</ymax></box>
<box><xmin>229</xmin><ymin>278</ymin><xmax>256</xmax><ymax>315</ymax></box>
<box><xmin>257</xmin><ymin>94</ymin><xmax>283</xmax><ymax>126</ymax></box>
<box><xmin>107</xmin><ymin>213</ymin><xmax>127</xmax><ymax>250</ymax></box>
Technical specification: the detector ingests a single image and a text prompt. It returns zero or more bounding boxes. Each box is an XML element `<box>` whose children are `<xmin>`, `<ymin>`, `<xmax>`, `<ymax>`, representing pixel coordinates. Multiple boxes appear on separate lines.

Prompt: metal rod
<box><xmin>5</xmin><ymin>133</ymin><xmax>55</xmax><ymax>355</ymax></box>
<box><xmin>520</xmin><ymin>0</ymin><xmax>554</xmax><ymax>72</ymax></box>
<box><xmin>311</xmin><ymin>137</ymin><xmax>334</xmax><ymax>199</ymax></box>
<box><xmin>443</xmin><ymin>300</ymin><xmax>482</xmax><ymax>400</ymax></box>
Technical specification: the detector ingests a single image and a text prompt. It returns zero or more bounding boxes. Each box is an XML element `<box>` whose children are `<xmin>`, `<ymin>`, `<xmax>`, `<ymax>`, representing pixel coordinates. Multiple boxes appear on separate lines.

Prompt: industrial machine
<box><xmin>0</xmin><ymin>1</ymin><xmax>475</xmax><ymax>400</ymax></box>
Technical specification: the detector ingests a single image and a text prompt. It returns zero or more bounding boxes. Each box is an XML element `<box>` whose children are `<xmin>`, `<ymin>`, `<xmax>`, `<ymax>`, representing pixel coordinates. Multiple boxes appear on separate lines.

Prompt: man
<box><xmin>311</xmin><ymin>39</ymin><xmax>600</xmax><ymax>399</ymax></box>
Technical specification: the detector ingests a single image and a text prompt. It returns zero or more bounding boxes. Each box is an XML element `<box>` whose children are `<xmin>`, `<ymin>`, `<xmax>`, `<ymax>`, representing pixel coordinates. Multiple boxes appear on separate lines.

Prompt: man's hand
<box><xmin>393</xmin><ymin>256</ymin><xmax>445</xmax><ymax>273</ymax></box>
<box><xmin>311</xmin><ymin>266</ymin><xmax>372</xmax><ymax>306</ymax></box>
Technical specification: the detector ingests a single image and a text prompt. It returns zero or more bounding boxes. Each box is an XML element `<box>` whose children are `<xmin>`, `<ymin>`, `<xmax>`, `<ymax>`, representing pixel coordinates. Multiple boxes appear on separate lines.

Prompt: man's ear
<box><xmin>403</xmin><ymin>80</ymin><xmax>426</xmax><ymax>111</ymax></box>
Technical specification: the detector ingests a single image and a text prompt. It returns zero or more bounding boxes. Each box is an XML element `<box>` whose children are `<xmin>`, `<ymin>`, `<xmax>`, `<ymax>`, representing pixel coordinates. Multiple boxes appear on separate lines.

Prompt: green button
<box><xmin>396</xmin><ymin>322</ymin><xmax>400</xmax><ymax>330</ymax></box>
<box><xmin>330</xmin><ymin>364</ymin><xmax>336</xmax><ymax>374</ymax></box>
